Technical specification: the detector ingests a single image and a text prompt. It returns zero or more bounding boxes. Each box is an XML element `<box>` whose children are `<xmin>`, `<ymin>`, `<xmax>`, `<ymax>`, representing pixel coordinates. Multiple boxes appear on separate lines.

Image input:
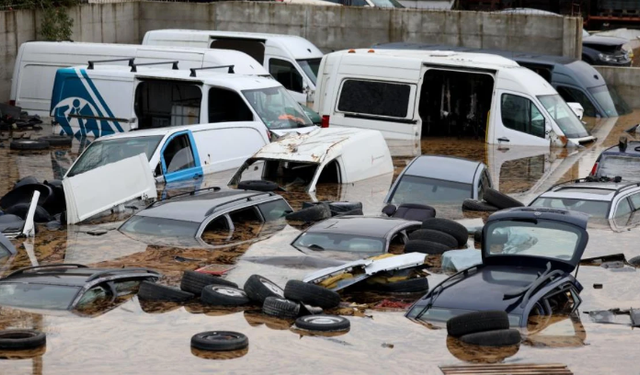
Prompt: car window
<box><xmin>598</xmin><ymin>155</ymin><xmax>640</xmax><ymax>178</ymax></box>
<box><xmin>529</xmin><ymin>197</ymin><xmax>609</xmax><ymax>218</ymax></box>
<box><xmin>163</xmin><ymin>134</ymin><xmax>195</xmax><ymax>174</ymax></box>
<box><xmin>338</xmin><ymin>80</ymin><xmax>411</xmax><ymax>118</ymax></box>
<box><xmin>296</xmin><ymin>58</ymin><xmax>321</xmax><ymax>86</ymax></box>
<box><xmin>0</xmin><ymin>283</ymin><xmax>81</xmax><ymax>310</ymax></box>
<box><xmin>258</xmin><ymin>199</ymin><xmax>293</xmax><ymax>221</ymax></box>
<box><xmin>208</xmin><ymin>88</ymin><xmax>253</xmax><ymax>123</ymax></box>
<box><xmin>501</xmin><ymin>94</ymin><xmax>546</xmax><ymax>138</ymax></box>
<box><xmin>135</xmin><ymin>80</ymin><xmax>202</xmax><ymax>129</ymax></box>
<box><xmin>390</xmin><ymin>175</ymin><xmax>473</xmax><ymax>205</ymax></box>
<box><xmin>269</xmin><ymin>59</ymin><xmax>304</xmax><ymax>93</ymax></box>
<box><xmin>201</xmin><ymin>216</ymin><xmax>232</xmax><ymax>246</ymax></box>
<box><xmin>537</xmin><ymin>94</ymin><xmax>589</xmax><ymax>139</ymax></box>
<box><xmin>615</xmin><ymin>198</ymin><xmax>632</xmax><ymax>218</ymax></box>
<box><xmin>76</xmin><ymin>285</ymin><xmax>110</xmax><ymax>309</ymax></box>
<box><xmin>630</xmin><ymin>193</ymin><xmax>640</xmax><ymax>210</ymax></box>
<box><xmin>119</xmin><ymin>216</ymin><xmax>200</xmax><ymax>237</ymax></box>
<box><xmin>293</xmin><ymin>232</ymin><xmax>385</xmax><ymax>253</ymax></box>
<box><xmin>555</xmin><ymin>86</ymin><xmax>597</xmax><ymax>118</ymax></box>
<box><xmin>242</xmin><ymin>86</ymin><xmax>313</xmax><ymax>129</ymax></box>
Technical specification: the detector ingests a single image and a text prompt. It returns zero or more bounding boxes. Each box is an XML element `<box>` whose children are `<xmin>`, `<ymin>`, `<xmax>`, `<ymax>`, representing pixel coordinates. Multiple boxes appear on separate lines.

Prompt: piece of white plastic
<box><xmin>22</xmin><ymin>190</ymin><xmax>40</xmax><ymax>238</ymax></box>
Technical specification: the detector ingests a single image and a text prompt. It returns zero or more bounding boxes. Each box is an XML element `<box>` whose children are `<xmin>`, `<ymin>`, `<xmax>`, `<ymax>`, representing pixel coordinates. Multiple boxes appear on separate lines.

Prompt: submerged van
<box><xmin>314</xmin><ymin>49</ymin><xmax>595</xmax><ymax>148</ymax></box>
<box><xmin>141</xmin><ymin>30</ymin><xmax>323</xmax><ymax>104</ymax></box>
<box><xmin>10</xmin><ymin>41</ymin><xmax>270</xmax><ymax>117</ymax></box>
<box><xmin>50</xmin><ymin>64</ymin><xmax>316</xmax><ymax>138</ymax></box>
<box><xmin>373</xmin><ymin>43</ymin><xmax>631</xmax><ymax>118</ymax></box>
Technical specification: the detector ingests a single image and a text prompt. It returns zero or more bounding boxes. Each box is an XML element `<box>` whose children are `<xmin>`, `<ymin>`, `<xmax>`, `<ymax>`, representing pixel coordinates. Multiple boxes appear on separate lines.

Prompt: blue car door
<box><xmin>160</xmin><ymin>131</ymin><xmax>203</xmax><ymax>183</ymax></box>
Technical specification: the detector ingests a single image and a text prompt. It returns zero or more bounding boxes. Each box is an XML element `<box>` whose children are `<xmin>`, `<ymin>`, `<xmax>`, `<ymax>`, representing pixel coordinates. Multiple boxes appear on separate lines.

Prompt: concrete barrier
<box><xmin>595</xmin><ymin>66</ymin><xmax>640</xmax><ymax>110</ymax></box>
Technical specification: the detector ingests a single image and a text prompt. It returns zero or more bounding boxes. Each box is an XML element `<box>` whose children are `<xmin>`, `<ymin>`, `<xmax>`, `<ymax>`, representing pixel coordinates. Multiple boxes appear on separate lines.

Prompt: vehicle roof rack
<box><xmin>130</xmin><ymin>61</ymin><xmax>179</xmax><ymax>72</ymax></box>
<box><xmin>87</xmin><ymin>58</ymin><xmax>135</xmax><ymax>70</ymax></box>
<box><xmin>5</xmin><ymin>263</ymin><xmax>88</xmax><ymax>278</ymax></box>
<box><xmin>546</xmin><ymin>177</ymin><xmax>640</xmax><ymax>194</ymax></box>
<box><xmin>205</xmin><ymin>192</ymin><xmax>276</xmax><ymax>216</ymax></box>
<box><xmin>189</xmin><ymin>65</ymin><xmax>235</xmax><ymax>77</ymax></box>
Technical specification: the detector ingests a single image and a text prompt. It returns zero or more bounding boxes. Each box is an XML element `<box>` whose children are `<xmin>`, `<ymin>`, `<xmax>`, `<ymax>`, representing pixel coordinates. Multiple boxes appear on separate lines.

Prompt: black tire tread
<box><xmin>404</xmin><ymin>239</ymin><xmax>451</xmax><ymax>255</ymax></box>
<box><xmin>38</xmin><ymin>135</ymin><xmax>72</xmax><ymax>147</ymax></box>
<box><xmin>138</xmin><ymin>281</ymin><xmax>194</xmax><ymax>302</ymax></box>
<box><xmin>285</xmin><ymin>204</ymin><xmax>331</xmax><ymax>222</ymax></box>
<box><xmin>262</xmin><ymin>297</ymin><xmax>300</xmax><ymax>319</ymax></box>
<box><xmin>421</xmin><ymin>218</ymin><xmax>469</xmax><ymax>247</ymax></box>
<box><xmin>243</xmin><ymin>274</ymin><xmax>284</xmax><ymax>304</ymax></box>
<box><xmin>191</xmin><ymin>331</ymin><xmax>248</xmax><ymax>351</ymax></box>
<box><xmin>483</xmin><ymin>188</ymin><xmax>524</xmax><ymax>210</ymax></box>
<box><xmin>0</xmin><ymin>330</ymin><xmax>46</xmax><ymax>350</ymax></box>
<box><xmin>460</xmin><ymin>329</ymin><xmax>521</xmax><ymax>347</ymax></box>
<box><xmin>408</xmin><ymin>229</ymin><xmax>458</xmax><ymax>248</ymax></box>
<box><xmin>200</xmin><ymin>285</ymin><xmax>249</xmax><ymax>306</ymax></box>
<box><xmin>284</xmin><ymin>280</ymin><xmax>340</xmax><ymax>309</ymax></box>
<box><xmin>447</xmin><ymin>310</ymin><xmax>510</xmax><ymax>337</ymax></box>
<box><xmin>9</xmin><ymin>139</ymin><xmax>49</xmax><ymax>151</ymax></box>
<box><xmin>462</xmin><ymin>199</ymin><xmax>499</xmax><ymax>212</ymax></box>
<box><xmin>237</xmin><ymin>180</ymin><xmax>278</xmax><ymax>192</ymax></box>
<box><xmin>180</xmin><ymin>270</ymin><xmax>237</xmax><ymax>295</ymax></box>
<box><xmin>294</xmin><ymin>315</ymin><xmax>350</xmax><ymax>332</ymax></box>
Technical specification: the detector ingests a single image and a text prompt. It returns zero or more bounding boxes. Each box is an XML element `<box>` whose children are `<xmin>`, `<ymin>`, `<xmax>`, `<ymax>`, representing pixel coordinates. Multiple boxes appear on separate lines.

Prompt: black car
<box><xmin>0</xmin><ymin>264</ymin><xmax>160</xmax><ymax>315</ymax></box>
<box><xmin>406</xmin><ymin>207</ymin><xmax>589</xmax><ymax>327</ymax></box>
<box><xmin>582</xmin><ymin>33</ymin><xmax>632</xmax><ymax>67</ymax></box>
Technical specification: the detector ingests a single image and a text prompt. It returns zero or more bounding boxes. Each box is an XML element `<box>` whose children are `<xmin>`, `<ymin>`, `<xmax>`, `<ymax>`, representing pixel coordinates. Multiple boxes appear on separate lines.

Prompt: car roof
<box><xmin>404</xmin><ymin>155</ymin><xmax>482</xmax><ymax>184</ymax></box>
<box><xmin>134</xmin><ymin>189</ymin><xmax>280</xmax><ymax>223</ymax></box>
<box><xmin>304</xmin><ymin>216</ymin><xmax>420</xmax><ymax>237</ymax></box>
<box><xmin>602</xmin><ymin>141</ymin><xmax>640</xmax><ymax>156</ymax></box>
<box><xmin>487</xmin><ymin>206</ymin><xmax>589</xmax><ymax>229</ymax></box>
<box><xmin>92</xmin><ymin>121</ymin><xmax>263</xmax><ymax>141</ymax></box>
<box><xmin>0</xmin><ymin>265</ymin><xmax>160</xmax><ymax>287</ymax></box>
<box><xmin>540</xmin><ymin>181</ymin><xmax>640</xmax><ymax>201</ymax></box>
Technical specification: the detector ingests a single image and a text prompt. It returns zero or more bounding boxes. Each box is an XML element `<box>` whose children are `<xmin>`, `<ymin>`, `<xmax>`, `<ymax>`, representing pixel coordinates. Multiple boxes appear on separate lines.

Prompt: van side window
<box><xmin>501</xmin><ymin>94</ymin><xmax>545</xmax><ymax>138</ymax></box>
<box><xmin>269</xmin><ymin>59</ymin><xmax>304</xmax><ymax>93</ymax></box>
<box><xmin>555</xmin><ymin>86</ymin><xmax>597</xmax><ymax>118</ymax></box>
<box><xmin>163</xmin><ymin>134</ymin><xmax>195</xmax><ymax>173</ymax></box>
<box><xmin>135</xmin><ymin>80</ymin><xmax>202</xmax><ymax>129</ymax></box>
<box><xmin>338</xmin><ymin>80</ymin><xmax>410</xmax><ymax>118</ymax></box>
<box><xmin>208</xmin><ymin>88</ymin><xmax>253</xmax><ymax>123</ymax></box>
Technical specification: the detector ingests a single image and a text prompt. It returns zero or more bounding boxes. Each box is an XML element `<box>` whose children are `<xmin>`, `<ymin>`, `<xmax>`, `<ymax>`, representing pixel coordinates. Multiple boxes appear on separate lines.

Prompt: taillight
<box><xmin>9</xmin><ymin>100</ymin><xmax>15</xmax><ymax>106</ymax></box>
<box><xmin>590</xmin><ymin>162</ymin><xmax>598</xmax><ymax>176</ymax></box>
<box><xmin>321</xmin><ymin>115</ymin><xmax>330</xmax><ymax>128</ymax></box>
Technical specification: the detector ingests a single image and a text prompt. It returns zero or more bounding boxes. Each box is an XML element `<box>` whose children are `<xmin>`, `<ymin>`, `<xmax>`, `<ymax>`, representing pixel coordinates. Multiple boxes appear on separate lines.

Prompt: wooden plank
<box><xmin>440</xmin><ymin>363</ymin><xmax>572</xmax><ymax>375</ymax></box>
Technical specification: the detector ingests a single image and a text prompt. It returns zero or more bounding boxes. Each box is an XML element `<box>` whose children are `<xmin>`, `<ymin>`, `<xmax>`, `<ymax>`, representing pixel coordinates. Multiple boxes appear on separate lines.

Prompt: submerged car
<box><xmin>590</xmin><ymin>141</ymin><xmax>640</xmax><ymax>179</ymax></box>
<box><xmin>406</xmin><ymin>207</ymin><xmax>589</xmax><ymax>327</ymax></box>
<box><xmin>119</xmin><ymin>188</ymin><xmax>293</xmax><ymax>247</ymax></box>
<box><xmin>385</xmin><ymin>155</ymin><xmax>492</xmax><ymax>206</ymax></box>
<box><xmin>0</xmin><ymin>264</ymin><xmax>160</xmax><ymax>315</ymax></box>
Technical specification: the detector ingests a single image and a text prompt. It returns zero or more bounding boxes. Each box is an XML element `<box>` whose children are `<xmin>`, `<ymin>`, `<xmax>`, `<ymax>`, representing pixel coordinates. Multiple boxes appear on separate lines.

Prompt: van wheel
<box><xmin>462</xmin><ymin>199</ymin><xmax>499</xmax><ymax>212</ymax></box>
<box><xmin>408</xmin><ymin>229</ymin><xmax>458</xmax><ymax>248</ymax></box>
<box><xmin>483</xmin><ymin>188</ymin><xmax>524</xmax><ymax>209</ymax></box>
<box><xmin>460</xmin><ymin>329</ymin><xmax>521</xmax><ymax>346</ymax></box>
<box><xmin>404</xmin><ymin>239</ymin><xmax>450</xmax><ymax>255</ymax></box>
<box><xmin>447</xmin><ymin>310</ymin><xmax>510</xmax><ymax>337</ymax></box>
<box><xmin>285</xmin><ymin>204</ymin><xmax>331</xmax><ymax>223</ymax></box>
<box><xmin>138</xmin><ymin>281</ymin><xmax>194</xmax><ymax>302</ymax></box>
<box><xmin>237</xmin><ymin>180</ymin><xmax>278</xmax><ymax>192</ymax></box>
<box><xmin>421</xmin><ymin>218</ymin><xmax>469</xmax><ymax>247</ymax></box>
<box><xmin>9</xmin><ymin>139</ymin><xmax>49</xmax><ymax>151</ymax></box>
<box><xmin>38</xmin><ymin>135</ymin><xmax>72</xmax><ymax>147</ymax></box>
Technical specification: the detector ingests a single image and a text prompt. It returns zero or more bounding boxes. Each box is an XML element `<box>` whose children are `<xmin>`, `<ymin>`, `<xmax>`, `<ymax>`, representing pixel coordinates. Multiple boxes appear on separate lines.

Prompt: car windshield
<box><xmin>369</xmin><ymin>0</ymin><xmax>405</xmax><ymax>7</ymax></box>
<box><xmin>599</xmin><ymin>155</ymin><xmax>640</xmax><ymax>178</ymax></box>
<box><xmin>537</xmin><ymin>95</ymin><xmax>589</xmax><ymax>139</ymax></box>
<box><xmin>390</xmin><ymin>175</ymin><xmax>472</xmax><ymax>205</ymax></box>
<box><xmin>296</xmin><ymin>58</ymin><xmax>321</xmax><ymax>85</ymax></box>
<box><xmin>242</xmin><ymin>86</ymin><xmax>313</xmax><ymax>130</ymax></box>
<box><xmin>119</xmin><ymin>216</ymin><xmax>200</xmax><ymax>237</ymax></box>
<box><xmin>588</xmin><ymin>85</ymin><xmax>631</xmax><ymax>116</ymax></box>
<box><xmin>293</xmin><ymin>232</ymin><xmax>385</xmax><ymax>254</ymax></box>
<box><xmin>0</xmin><ymin>283</ymin><xmax>80</xmax><ymax>310</ymax></box>
<box><xmin>67</xmin><ymin>136</ymin><xmax>163</xmax><ymax>177</ymax></box>
<box><xmin>484</xmin><ymin>219</ymin><xmax>583</xmax><ymax>262</ymax></box>
<box><xmin>530</xmin><ymin>197</ymin><xmax>609</xmax><ymax>218</ymax></box>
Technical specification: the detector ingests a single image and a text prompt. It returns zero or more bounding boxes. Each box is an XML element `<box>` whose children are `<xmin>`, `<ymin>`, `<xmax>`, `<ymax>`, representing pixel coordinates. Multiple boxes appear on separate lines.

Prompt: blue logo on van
<box><xmin>51</xmin><ymin>68</ymin><xmax>124</xmax><ymax>138</ymax></box>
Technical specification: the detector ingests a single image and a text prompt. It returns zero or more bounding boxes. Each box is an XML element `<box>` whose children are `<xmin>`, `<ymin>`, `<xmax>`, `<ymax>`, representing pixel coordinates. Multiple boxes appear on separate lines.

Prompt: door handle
<box><xmin>498</xmin><ymin>137</ymin><xmax>510</xmax><ymax>143</ymax></box>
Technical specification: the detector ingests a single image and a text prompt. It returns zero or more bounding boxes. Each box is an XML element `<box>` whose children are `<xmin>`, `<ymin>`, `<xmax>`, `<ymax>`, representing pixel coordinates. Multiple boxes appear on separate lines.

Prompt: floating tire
<box><xmin>191</xmin><ymin>331</ymin><xmax>248</xmax><ymax>352</ymax></box>
<box><xmin>243</xmin><ymin>275</ymin><xmax>284</xmax><ymax>304</ymax></box>
<box><xmin>9</xmin><ymin>139</ymin><xmax>49</xmax><ymax>151</ymax></box>
<box><xmin>294</xmin><ymin>315</ymin><xmax>350</xmax><ymax>332</ymax></box>
<box><xmin>284</xmin><ymin>280</ymin><xmax>340</xmax><ymax>309</ymax></box>
<box><xmin>262</xmin><ymin>297</ymin><xmax>300</xmax><ymax>319</ymax></box>
<box><xmin>138</xmin><ymin>281</ymin><xmax>194</xmax><ymax>302</ymax></box>
<box><xmin>0</xmin><ymin>183</ymin><xmax>54</xmax><ymax>211</ymax></box>
<box><xmin>374</xmin><ymin>277</ymin><xmax>429</xmax><ymax>294</ymax></box>
<box><xmin>404</xmin><ymin>240</ymin><xmax>450</xmax><ymax>255</ymax></box>
<box><xmin>0</xmin><ymin>330</ymin><xmax>46</xmax><ymax>350</ymax></box>
<box><xmin>460</xmin><ymin>329</ymin><xmax>521</xmax><ymax>347</ymax></box>
<box><xmin>421</xmin><ymin>218</ymin><xmax>469</xmax><ymax>247</ymax></box>
<box><xmin>408</xmin><ymin>229</ymin><xmax>458</xmax><ymax>249</ymax></box>
<box><xmin>483</xmin><ymin>188</ymin><xmax>524</xmax><ymax>210</ymax></box>
<box><xmin>5</xmin><ymin>203</ymin><xmax>51</xmax><ymax>223</ymax></box>
<box><xmin>462</xmin><ymin>199</ymin><xmax>499</xmax><ymax>212</ymax></box>
<box><xmin>37</xmin><ymin>135</ymin><xmax>72</xmax><ymax>147</ymax></box>
<box><xmin>180</xmin><ymin>270</ymin><xmax>238</xmax><ymax>296</ymax></box>
<box><xmin>13</xmin><ymin>176</ymin><xmax>38</xmax><ymax>189</ymax></box>
<box><xmin>285</xmin><ymin>204</ymin><xmax>331</xmax><ymax>223</ymax></box>
<box><xmin>237</xmin><ymin>180</ymin><xmax>278</xmax><ymax>192</ymax></box>
<box><xmin>201</xmin><ymin>286</ymin><xmax>250</xmax><ymax>307</ymax></box>
<box><xmin>447</xmin><ymin>310</ymin><xmax>510</xmax><ymax>337</ymax></box>
<box><xmin>629</xmin><ymin>255</ymin><xmax>640</xmax><ymax>267</ymax></box>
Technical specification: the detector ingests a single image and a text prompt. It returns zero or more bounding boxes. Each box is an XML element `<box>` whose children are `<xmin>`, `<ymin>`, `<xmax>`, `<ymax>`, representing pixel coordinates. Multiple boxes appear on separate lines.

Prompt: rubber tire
<box><xmin>180</xmin><ymin>270</ymin><xmax>238</xmax><ymax>295</ymax></box>
<box><xmin>629</xmin><ymin>255</ymin><xmax>640</xmax><ymax>267</ymax></box>
<box><xmin>421</xmin><ymin>218</ymin><xmax>469</xmax><ymax>247</ymax></box>
<box><xmin>408</xmin><ymin>229</ymin><xmax>458</xmax><ymax>249</ymax></box>
<box><xmin>462</xmin><ymin>199</ymin><xmax>499</xmax><ymax>212</ymax></box>
<box><xmin>237</xmin><ymin>180</ymin><xmax>278</xmax><ymax>192</ymax></box>
<box><xmin>460</xmin><ymin>329</ymin><xmax>521</xmax><ymax>347</ymax></box>
<box><xmin>0</xmin><ymin>330</ymin><xmax>46</xmax><ymax>350</ymax></box>
<box><xmin>37</xmin><ymin>135</ymin><xmax>72</xmax><ymax>147</ymax></box>
<box><xmin>374</xmin><ymin>277</ymin><xmax>429</xmax><ymax>294</ymax></box>
<box><xmin>483</xmin><ymin>188</ymin><xmax>524</xmax><ymax>209</ymax></box>
<box><xmin>13</xmin><ymin>176</ymin><xmax>38</xmax><ymax>189</ymax></box>
<box><xmin>9</xmin><ymin>139</ymin><xmax>49</xmax><ymax>151</ymax></box>
<box><xmin>335</xmin><ymin>208</ymin><xmax>363</xmax><ymax>216</ymax></box>
<box><xmin>404</xmin><ymin>239</ymin><xmax>451</xmax><ymax>255</ymax></box>
<box><xmin>0</xmin><ymin>214</ymin><xmax>25</xmax><ymax>232</ymax></box>
<box><xmin>285</xmin><ymin>203</ymin><xmax>331</xmax><ymax>223</ymax></box>
<box><xmin>284</xmin><ymin>280</ymin><xmax>340</xmax><ymax>309</ymax></box>
<box><xmin>191</xmin><ymin>331</ymin><xmax>248</xmax><ymax>352</ymax></box>
<box><xmin>138</xmin><ymin>281</ymin><xmax>194</xmax><ymax>302</ymax></box>
<box><xmin>5</xmin><ymin>203</ymin><xmax>51</xmax><ymax>223</ymax></box>
<box><xmin>243</xmin><ymin>275</ymin><xmax>284</xmax><ymax>304</ymax></box>
<box><xmin>447</xmin><ymin>310</ymin><xmax>510</xmax><ymax>337</ymax></box>
<box><xmin>262</xmin><ymin>296</ymin><xmax>300</xmax><ymax>319</ymax></box>
<box><xmin>295</xmin><ymin>315</ymin><xmax>350</xmax><ymax>332</ymax></box>
<box><xmin>0</xmin><ymin>184</ymin><xmax>53</xmax><ymax>210</ymax></box>
<box><xmin>201</xmin><ymin>285</ymin><xmax>250</xmax><ymax>306</ymax></box>
<box><xmin>474</xmin><ymin>229</ymin><xmax>482</xmax><ymax>243</ymax></box>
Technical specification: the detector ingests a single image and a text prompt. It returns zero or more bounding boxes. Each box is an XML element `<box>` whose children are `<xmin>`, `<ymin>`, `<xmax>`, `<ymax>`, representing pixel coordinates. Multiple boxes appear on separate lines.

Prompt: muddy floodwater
<box><xmin>1</xmin><ymin>113</ymin><xmax>640</xmax><ymax>374</ymax></box>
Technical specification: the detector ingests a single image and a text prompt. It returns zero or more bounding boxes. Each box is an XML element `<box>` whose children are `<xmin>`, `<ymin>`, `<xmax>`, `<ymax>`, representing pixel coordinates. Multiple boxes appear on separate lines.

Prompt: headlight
<box><xmin>598</xmin><ymin>53</ymin><xmax>616</xmax><ymax>62</ymax></box>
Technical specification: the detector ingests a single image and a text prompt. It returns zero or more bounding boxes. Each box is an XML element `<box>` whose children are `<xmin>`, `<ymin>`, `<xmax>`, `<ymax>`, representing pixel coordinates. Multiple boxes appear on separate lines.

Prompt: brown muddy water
<box><xmin>1</xmin><ymin>114</ymin><xmax>640</xmax><ymax>374</ymax></box>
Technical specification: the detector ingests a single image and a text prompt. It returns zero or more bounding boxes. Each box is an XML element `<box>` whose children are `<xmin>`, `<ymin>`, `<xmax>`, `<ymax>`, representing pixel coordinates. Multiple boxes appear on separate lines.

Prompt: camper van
<box><xmin>10</xmin><ymin>41</ymin><xmax>270</xmax><ymax>117</ymax></box>
<box><xmin>314</xmin><ymin>49</ymin><xmax>595</xmax><ymax>148</ymax></box>
<box><xmin>141</xmin><ymin>30</ymin><xmax>323</xmax><ymax>104</ymax></box>
<box><xmin>50</xmin><ymin>64</ymin><xmax>316</xmax><ymax>138</ymax></box>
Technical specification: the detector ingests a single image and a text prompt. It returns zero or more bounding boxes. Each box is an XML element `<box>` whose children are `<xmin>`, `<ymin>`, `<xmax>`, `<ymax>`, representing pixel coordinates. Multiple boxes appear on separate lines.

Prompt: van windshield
<box><xmin>537</xmin><ymin>95</ymin><xmax>589</xmax><ymax>139</ymax></box>
<box><xmin>588</xmin><ymin>85</ymin><xmax>631</xmax><ymax>117</ymax></box>
<box><xmin>297</xmin><ymin>58</ymin><xmax>321</xmax><ymax>85</ymax></box>
<box><xmin>242</xmin><ymin>87</ymin><xmax>313</xmax><ymax>130</ymax></box>
<box><xmin>67</xmin><ymin>136</ymin><xmax>163</xmax><ymax>177</ymax></box>
<box><xmin>369</xmin><ymin>0</ymin><xmax>405</xmax><ymax>7</ymax></box>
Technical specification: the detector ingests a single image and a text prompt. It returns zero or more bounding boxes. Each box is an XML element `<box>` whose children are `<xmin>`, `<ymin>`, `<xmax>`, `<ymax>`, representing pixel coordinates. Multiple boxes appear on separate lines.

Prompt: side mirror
<box><xmin>567</xmin><ymin>102</ymin><xmax>584</xmax><ymax>120</ymax></box>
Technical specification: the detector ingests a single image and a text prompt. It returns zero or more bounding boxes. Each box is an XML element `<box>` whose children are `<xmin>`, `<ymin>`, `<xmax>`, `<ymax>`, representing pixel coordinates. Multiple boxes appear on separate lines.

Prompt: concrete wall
<box><xmin>138</xmin><ymin>2</ymin><xmax>582</xmax><ymax>58</ymax></box>
<box><xmin>596</xmin><ymin>66</ymin><xmax>640</xmax><ymax>109</ymax></box>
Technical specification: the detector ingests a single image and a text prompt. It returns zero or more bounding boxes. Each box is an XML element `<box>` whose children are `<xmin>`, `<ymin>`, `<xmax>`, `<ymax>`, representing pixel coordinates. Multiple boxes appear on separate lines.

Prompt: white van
<box><xmin>50</xmin><ymin>64</ymin><xmax>316</xmax><ymax>138</ymax></box>
<box><xmin>314</xmin><ymin>49</ymin><xmax>596</xmax><ymax>148</ymax></box>
<box><xmin>65</xmin><ymin>122</ymin><xmax>269</xmax><ymax>184</ymax></box>
<box><xmin>142</xmin><ymin>30</ymin><xmax>323</xmax><ymax>104</ymax></box>
<box><xmin>11</xmin><ymin>41</ymin><xmax>269</xmax><ymax>117</ymax></box>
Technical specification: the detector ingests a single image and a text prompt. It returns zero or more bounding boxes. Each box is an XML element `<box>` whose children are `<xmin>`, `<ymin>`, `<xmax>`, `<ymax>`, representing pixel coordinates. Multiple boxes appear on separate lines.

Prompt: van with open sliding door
<box><xmin>10</xmin><ymin>41</ymin><xmax>269</xmax><ymax>117</ymax></box>
<box><xmin>314</xmin><ymin>49</ymin><xmax>595</xmax><ymax>150</ymax></box>
<box><xmin>141</xmin><ymin>30</ymin><xmax>323</xmax><ymax>104</ymax></box>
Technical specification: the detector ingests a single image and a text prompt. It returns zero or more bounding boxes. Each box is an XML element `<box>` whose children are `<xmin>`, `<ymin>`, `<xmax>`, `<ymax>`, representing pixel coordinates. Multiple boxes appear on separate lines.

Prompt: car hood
<box><xmin>583</xmin><ymin>35</ymin><xmax>627</xmax><ymax>48</ymax></box>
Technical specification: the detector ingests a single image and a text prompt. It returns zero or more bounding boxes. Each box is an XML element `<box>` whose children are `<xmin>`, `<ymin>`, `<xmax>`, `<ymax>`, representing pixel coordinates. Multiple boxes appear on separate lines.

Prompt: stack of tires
<box><xmin>404</xmin><ymin>218</ymin><xmax>469</xmax><ymax>255</ymax></box>
<box><xmin>462</xmin><ymin>188</ymin><xmax>524</xmax><ymax>213</ymax></box>
<box><xmin>446</xmin><ymin>311</ymin><xmax>521</xmax><ymax>347</ymax></box>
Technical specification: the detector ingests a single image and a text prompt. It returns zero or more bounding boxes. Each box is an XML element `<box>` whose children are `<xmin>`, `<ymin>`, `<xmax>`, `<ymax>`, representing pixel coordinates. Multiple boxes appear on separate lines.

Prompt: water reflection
<box><xmin>446</xmin><ymin>336</ymin><xmax>520</xmax><ymax>364</ymax></box>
